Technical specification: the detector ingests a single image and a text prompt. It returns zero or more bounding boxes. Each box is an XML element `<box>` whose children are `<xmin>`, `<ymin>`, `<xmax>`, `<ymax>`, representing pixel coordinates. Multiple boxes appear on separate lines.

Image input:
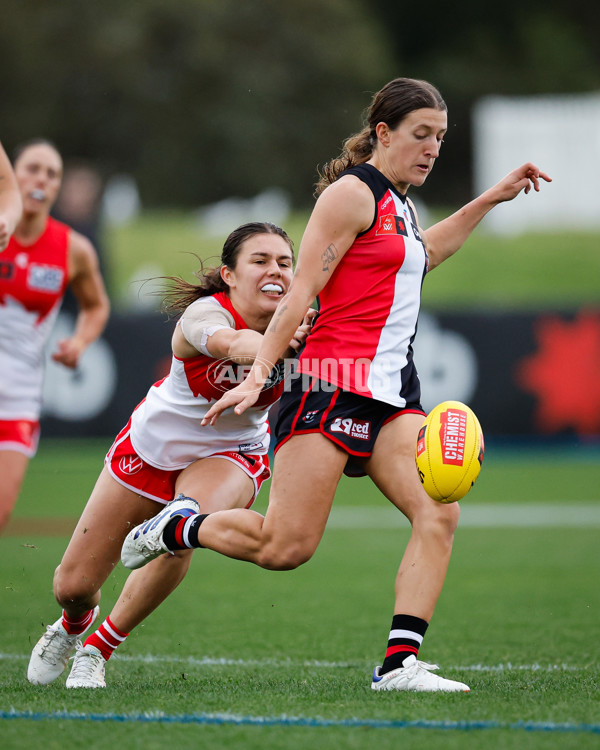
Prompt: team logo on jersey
<box><xmin>28</xmin><ymin>264</ymin><xmax>64</xmax><ymax>293</ymax></box>
<box><xmin>119</xmin><ymin>455</ymin><xmax>144</xmax><ymax>475</ymax></box>
<box><xmin>376</xmin><ymin>214</ymin><xmax>408</xmax><ymax>237</ymax></box>
<box><xmin>302</xmin><ymin>409</ymin><xmax>320</xmax><ymax>424</ymax></box>
<box><xmin>330</xmin><ymin>417</ymin><xmax>371</xmax><ymax>440</ymax></box>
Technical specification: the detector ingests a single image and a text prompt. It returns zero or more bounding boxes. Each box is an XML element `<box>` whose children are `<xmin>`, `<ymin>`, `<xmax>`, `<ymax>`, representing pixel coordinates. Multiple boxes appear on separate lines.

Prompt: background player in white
<box><xmin>0</xmin><ymin>141</ymin><xmax>22</xmax><ymax>251</ymax></box>
<box><xmin>28</xmin><ymin>222</ymin><xmax>314</xmax><ymax>688</ymax></box>
<box><xmin>0</xmin><ymin>139</ymin><xmax>110</xmax><ymax>532</ymax></box>
<box><xmin>123</xmin><ymin>78</ymin><xmax>551</xmax><ymax>693</ymax></box>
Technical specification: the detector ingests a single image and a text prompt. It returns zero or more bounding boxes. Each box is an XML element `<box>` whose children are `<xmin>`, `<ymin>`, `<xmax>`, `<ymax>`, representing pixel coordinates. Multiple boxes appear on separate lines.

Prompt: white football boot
<box><xmin>27</xmin><ymin>605</ymin><xmax>100</xmax><ymax>685</ymax></box>
<box><xmin>121</xmin><ymin>495</ymin><xmax>200</xmax><ymax>569</ymax></box>
<box><xmin>66</xmin><ymin>643</ymin><xmax>107</xmax><ymax>689</ymax></box>
<box><xmin>371</xmin><ymin>654</ymin><xmax>470</xmax><ymax>692</ymax></box>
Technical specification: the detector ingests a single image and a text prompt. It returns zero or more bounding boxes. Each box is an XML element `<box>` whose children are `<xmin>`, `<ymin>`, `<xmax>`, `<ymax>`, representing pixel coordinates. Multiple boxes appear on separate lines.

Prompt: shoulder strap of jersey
<box><xmin>212</xmin><ymin>291</ymin><xmax>248</xmax><ymax>331</ymax></box>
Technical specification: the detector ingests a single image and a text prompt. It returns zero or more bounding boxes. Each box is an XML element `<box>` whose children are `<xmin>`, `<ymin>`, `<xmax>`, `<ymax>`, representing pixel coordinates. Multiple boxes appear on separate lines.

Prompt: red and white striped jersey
<box><xmin>298</xmin><ymin>164</ymin><xmax>428</xmax><ymax>407</ymax></box>
<box><xmin>130</xmin><ymin>292</ymin><xmax>285</xmax><ymax>470</ymax></box>
<box><xmin>0</xmin><ymin>218</ymin><xmax>70</xmax><ymax>420</ymax></box>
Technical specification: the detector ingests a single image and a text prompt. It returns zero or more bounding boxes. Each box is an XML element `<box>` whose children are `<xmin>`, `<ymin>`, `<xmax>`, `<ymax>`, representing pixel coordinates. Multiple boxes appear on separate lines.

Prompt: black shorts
<box><xmin>274</xmin><ymin>375</ymin><xmax>425</xmax><ymax>477</ymax></box>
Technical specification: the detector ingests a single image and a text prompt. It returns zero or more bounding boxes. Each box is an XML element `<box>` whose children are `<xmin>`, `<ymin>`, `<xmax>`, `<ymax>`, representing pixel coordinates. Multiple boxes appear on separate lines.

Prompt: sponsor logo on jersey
<box><xmin>376</xmin><ymin>214</ymin><xmax>408</xmax><ymax>237</ymax></box>
<box><xmin>119</xmin><ymin>455</ymin><xmax>145</xmax><ymax>475</ymax></box>
<box><xmin>28</xmin><ymin>264</ymin><xmax>65</xmax><ymax>293</ymax></box>
<box><xmin>381</xmin><ymin>194</ymin><xmax>393</xmax><ymax>211</ymax></box>
<box><xmin>439</xmin><ymin>408</ymin><xmax>467</xmax><ymax>466</ymax></box>
<box><xmin>330</xmin><ymin>417</ymin><xmax>371</xmax><ymax>440</ymax></box>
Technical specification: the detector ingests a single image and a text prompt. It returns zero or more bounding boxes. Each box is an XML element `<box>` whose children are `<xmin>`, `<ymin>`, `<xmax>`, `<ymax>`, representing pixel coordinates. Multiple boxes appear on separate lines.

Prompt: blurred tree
<box><xmin>368</xmin><ymin>0</ymin><xmax>600</xmax><ymax>203</ymax></box>
<box><xmin>1</xmin><ymin>0</ymin><xmax>395</xmax><ymax>207</ymax></box>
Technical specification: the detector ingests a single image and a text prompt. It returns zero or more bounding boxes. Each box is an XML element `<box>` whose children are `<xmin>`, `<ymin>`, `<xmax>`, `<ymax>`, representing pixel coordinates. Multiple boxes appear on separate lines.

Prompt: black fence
<box><xmin>40</xmin><ymin>308</ymin><xmax>600</xmax><ymax>440</ymax></box>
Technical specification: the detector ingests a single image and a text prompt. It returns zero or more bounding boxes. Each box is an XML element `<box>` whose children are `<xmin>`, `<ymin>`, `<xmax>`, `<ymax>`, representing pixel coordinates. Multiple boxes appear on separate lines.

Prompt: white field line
<box><xmin>327</xmin><ymin>503</ymin><xmax>600</xmax><ymax>529</ymax></box>
<box><xmin>0</xmin><ymin>652</ymin><xmax>596</xmax><ymax>672</ymax></box>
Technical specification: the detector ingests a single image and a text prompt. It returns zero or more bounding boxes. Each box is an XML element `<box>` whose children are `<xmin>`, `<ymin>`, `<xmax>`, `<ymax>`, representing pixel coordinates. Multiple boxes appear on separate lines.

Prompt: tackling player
<box><xmin>27</xmin><ymin>222</ymin><xmax>314</xmax><ymax>688</ymax></box>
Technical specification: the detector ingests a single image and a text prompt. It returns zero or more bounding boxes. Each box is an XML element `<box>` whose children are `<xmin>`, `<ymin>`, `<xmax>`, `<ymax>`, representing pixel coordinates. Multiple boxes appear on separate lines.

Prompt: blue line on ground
<box><xmin>2</xmin><ymin>710</ymin><xmax>599</xmax><ymax>733</ymax></box>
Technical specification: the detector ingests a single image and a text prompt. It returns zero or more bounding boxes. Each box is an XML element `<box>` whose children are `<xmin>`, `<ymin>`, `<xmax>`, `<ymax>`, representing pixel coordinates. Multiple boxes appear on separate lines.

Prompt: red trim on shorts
<box><xmin>321</xmin><ymin>430</ymin><xmax>372</xmax><ymax>457</ymax></box>
<box><xmin>289</xmin><ymin>377</ymin><xmax>317</xmax><ymax>434</ymax></box>
<box><xmin>106</xmin><ymin>419</ymin><xmax>270</xmax><ymax>507</ymax></box>
<box><xmin>319</xmin><ymin>386</ymin><xmax>341</xmax><ymax>429</ymax></box>
<box><xmin>0</xmin><ymin>419</ymin><xmax>41</xmax><ymax>458</ymax></box>
<box><xmin>382</xmin><ymin>408</ymin><xmax>426</xmax><ymax>427</ymax></box>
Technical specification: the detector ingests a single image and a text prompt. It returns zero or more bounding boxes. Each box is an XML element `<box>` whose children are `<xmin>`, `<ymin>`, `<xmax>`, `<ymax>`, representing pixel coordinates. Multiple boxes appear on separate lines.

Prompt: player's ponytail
<box><xmin>314</xmin><ymin>77</ymin><xmax>446</xmax><ymax>197</ymax></box>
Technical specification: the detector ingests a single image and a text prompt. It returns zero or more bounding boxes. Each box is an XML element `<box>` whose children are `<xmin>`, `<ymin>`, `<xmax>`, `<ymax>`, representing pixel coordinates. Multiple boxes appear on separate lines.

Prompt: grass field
<box><xmin>105</xmin><ymin>210</ymin><xmax>600</xmax><ymax>312</ymax></box>
<box><xmin>1</xmin><ymin>439</ymin><xmax>599</xmax><ymax>749</ymax></box>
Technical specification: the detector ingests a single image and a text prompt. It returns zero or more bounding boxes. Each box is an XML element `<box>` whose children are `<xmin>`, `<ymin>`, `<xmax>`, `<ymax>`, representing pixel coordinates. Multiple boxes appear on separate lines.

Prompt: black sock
<box><xmin>379</xmin><ymin>614</ymin><xmax>429</xmax><ymax>675</ymax></box>
<box><xmin>162</xmin><ymin>514</ymin><xmax>209</xmax><ymax>550</ymax></box>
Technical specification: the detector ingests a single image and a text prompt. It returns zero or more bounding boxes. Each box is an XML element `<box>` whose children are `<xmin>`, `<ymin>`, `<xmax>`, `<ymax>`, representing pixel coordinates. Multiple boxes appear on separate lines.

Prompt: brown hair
<box><xmin>161</xmin><ymin>222</ymin><xmax>294</xmax><ymax>315</ymax></box>
<box><xmin>12</xmin><ymin>138</ymin><xmax>62</xmax><ymax>166</ymax></box>
<box><xmin>315</xmin><ymin>78</ymin><xmax>446</xmax><ymax>196</ymax></box>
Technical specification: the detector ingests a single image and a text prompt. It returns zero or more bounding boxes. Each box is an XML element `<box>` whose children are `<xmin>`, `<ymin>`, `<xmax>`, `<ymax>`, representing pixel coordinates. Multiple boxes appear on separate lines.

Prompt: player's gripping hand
<box><xmin>285</xmin><ymin>308</ymin><xmax>317</xmax><ymax>355</ymax></box>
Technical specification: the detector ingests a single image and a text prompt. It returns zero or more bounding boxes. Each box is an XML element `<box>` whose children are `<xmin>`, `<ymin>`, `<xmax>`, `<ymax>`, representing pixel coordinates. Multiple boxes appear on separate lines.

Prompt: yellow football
<box><xmin>415</xmin><ymin>400</ymin><xmax>484</xmax><ymax>503</ymax></box>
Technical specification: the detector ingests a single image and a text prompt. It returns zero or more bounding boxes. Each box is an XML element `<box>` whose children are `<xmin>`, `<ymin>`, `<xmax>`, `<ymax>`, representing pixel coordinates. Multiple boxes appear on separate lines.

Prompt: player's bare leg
<box><xmin>0</xmin><ymin>450</ymin><xmax>29</xmax><ymax>531</ymax></box>
<box><xmin>364</xmin><ymin>412</ymin><xmax>460</xmax><ymax>620</ymax></box>
<box><xmin>66</xmin><ymin>457</ymin><xmax>261</xmax><ymax>688</ymax></box>
<box><xmin>109</xmin><ymin>457</ymin><xmax>256</xmax><ymax>632</ymax></box>
<box><xmin>364</xmin><ymin>412</ymin><xmax>468</xmax><ymax>692</ymax></box>
<box><xmin>192</xmin><ymin>434</ymin><xmax>348</xmax><ymax>570</ymax></box>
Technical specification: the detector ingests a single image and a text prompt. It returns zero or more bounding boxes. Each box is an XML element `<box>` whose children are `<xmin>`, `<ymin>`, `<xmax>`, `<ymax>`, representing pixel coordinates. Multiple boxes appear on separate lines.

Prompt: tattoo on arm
<box><xmin>322</xmin><ymin>244</ymin><xmax>339</xmax><ymax>272</ymax></box>
<box><xmin>270</xmin><ymin>304</ymin><xmax>287</xmax><ymax>333</ymax></box>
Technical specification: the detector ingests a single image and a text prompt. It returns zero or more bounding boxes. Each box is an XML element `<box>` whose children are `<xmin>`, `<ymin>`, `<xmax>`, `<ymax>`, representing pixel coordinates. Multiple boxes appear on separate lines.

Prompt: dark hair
<box><xmin>161</xmin><ymin>222</ymin><xmax>294</xmax><ymax>315</ymax></box>
<box><xmin>315</xmin><ymin>78</ymin><xmax>446</xmax><ymax>196</ymax></box>
<box><xmin>12</xmin><ymin>138</ymin><xmax>62</xmax><ymax>166</ymax></box>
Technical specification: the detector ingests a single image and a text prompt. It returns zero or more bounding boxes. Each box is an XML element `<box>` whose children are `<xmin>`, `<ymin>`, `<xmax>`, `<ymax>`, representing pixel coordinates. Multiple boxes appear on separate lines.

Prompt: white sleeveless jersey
<box><xmin>129</xmin><ymin>293</ymin><xmax>284</xmax><ymax>471</ymax></box>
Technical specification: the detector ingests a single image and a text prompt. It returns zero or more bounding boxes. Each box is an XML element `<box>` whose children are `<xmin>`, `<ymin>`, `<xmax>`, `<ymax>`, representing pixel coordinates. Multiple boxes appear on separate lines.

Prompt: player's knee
<box><xmin>415</xmin><ymin>501</ymin><xmax>460</xmax><ymax>541</ymax></box>
<box><xmin>257</xmin><ymin>540</ymin><xmax>315</xmax><ymax>571</ymax></box>
<box><xmin>52</xmin><ymin>565</ymin><xmax>97</xmax><ymax>609</ymax></box>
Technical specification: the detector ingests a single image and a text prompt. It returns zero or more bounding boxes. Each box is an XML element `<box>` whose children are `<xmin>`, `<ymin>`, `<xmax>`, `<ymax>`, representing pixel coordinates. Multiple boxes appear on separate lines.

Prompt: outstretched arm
<box><xmin>201</xmin><ymin>176</ymin><xmax>374</xmax><ymax>424</ymax></box>
<box><xmin>424</xmin><ymin>162</ymin><xmax>551</xmax><ymax>270</ymax></box>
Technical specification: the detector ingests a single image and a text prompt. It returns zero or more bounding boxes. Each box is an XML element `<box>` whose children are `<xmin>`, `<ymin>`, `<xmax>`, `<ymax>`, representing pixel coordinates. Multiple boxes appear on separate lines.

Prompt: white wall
<box><xmin>473</xmin><ymin>92</ymin><xmax>600</xmax><ymax>234</ymax></box>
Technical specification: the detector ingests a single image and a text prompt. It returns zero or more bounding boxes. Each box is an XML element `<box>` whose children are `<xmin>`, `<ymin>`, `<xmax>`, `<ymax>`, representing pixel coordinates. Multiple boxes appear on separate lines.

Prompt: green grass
<box><xmin>104</xmin><ymin>211</ymin><xmax>600</xmax><ymax>311</ymax></box>
<box><xmin>2</xmin><ymin>439</ymin><xmax>600</xmax><ymax>749</ymax></box>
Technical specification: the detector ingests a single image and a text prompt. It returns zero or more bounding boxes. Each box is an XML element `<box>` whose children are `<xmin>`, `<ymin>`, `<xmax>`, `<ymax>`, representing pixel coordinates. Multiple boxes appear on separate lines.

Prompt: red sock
<box><xmin>61</xmin><ymin>608</ymin><xmax>95</xmax><ymax>635</ymax></box>
<box><xmin>84</xmin><ymin>616</ymin><xmax>129</xmax><ymax>661</ymax></box>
